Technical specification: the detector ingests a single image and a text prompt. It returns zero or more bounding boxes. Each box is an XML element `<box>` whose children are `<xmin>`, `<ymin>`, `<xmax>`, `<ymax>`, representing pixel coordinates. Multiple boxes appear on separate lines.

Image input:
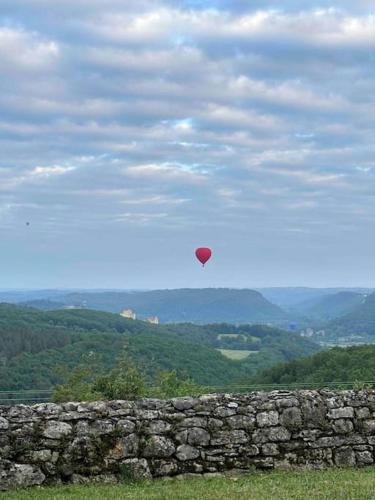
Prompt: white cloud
<box><xmin>125</xmin><ymin>163</ymin><xmax>208</xmax><ymax>183</ymax></box>
<box><xmin>0</xmin><ymin>27</ymin><xmax>58</xmax><ymax>72</ymax></box>
<box><xmin>1</xmin><ymin>1</ymin><xmax>375</xmax><ymax>286</ymax></box>
<box><xmin>31</xmin><ymin>165</ymin><xmax>76</xmax><ymax>177</ymax></box>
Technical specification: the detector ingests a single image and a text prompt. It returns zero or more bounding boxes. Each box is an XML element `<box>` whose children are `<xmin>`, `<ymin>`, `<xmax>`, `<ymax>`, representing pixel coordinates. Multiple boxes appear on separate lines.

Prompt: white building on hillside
<box><xmin>145</xmin><ymin>316</ymin><xmax>159</xmax><ymax>325</ymax></box>
<box><xmin>120</xmin><ymin>309</ymin><xmax>136</xmax><ymax>320</ymax></box>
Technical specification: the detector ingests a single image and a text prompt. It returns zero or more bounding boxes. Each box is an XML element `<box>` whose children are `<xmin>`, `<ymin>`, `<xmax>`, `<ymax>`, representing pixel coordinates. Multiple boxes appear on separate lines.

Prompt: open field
<box><xmin>3</xmin><ymin>467</ymin><xmax>375</xmax><ymax>500</ymax></box>
<box><xmin>217</xmin><ymin>348</ymin><xmax>258</xmax><ymax>360</ymax></box>
<box><xmin>217</xmin><ymin>334</ymin><xmax>246</xmax><ymax>341</ymax></box>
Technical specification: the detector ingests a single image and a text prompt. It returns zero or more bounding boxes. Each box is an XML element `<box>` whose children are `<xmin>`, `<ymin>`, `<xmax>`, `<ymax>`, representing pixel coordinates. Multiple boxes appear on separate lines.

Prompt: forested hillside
<box><xmin>323</xmin><ymin>292</ymin><xmax>375</xmax><ymax>344</ymax></box>
<box><xmin>253</xmin><ymin>345</ymin><xmax>375</xmax><ymax>385</ymax></box>
<box><xmin>22</xmin><ymin>288</ymin><xmax>288</xmax><ymax>324</ymax></box>
<box><xmin>0</xmin><ymin>304</ymin><xmax>320</xmax><ymax>391</ymax></box>
<box><xmin>294</xmin><ymin>292</ymin><xmax>365</xmax><ymax>321</ymax></box>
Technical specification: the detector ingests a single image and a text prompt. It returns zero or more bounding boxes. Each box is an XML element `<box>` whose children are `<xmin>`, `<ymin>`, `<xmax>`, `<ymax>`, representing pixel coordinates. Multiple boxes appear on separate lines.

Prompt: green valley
<box><xmin>0</xmin><ymin>304</ymin><xmax>320</xmax><ymax>392</ymax></box>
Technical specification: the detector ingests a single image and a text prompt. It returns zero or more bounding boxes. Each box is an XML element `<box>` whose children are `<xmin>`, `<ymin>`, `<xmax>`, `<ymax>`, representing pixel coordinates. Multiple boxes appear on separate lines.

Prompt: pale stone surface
<box><xmin>143</xmin><ymin>436</ymin><xmax>175</xmax><ymax>458</ymax></box>
<box><xmin>332</xmin><ymin>419</ymin><xmax>354</xmax><ymax>434</ymax></box>
<box><xmin>0</xmin><ymin>418</ymin><xmax>9</xmax><ymax>430</ymax></box>
<box><xmin>363</xmin><ymin>419</ymin><xmax>375</xmax><ymax>433</ymax></box>
<box><xmin>187</xmin><ymin>428</ymin><xmax>210</xmax><ymax>447</ymax></box>
<box><xmin>328</xmin><ymin>407</ymin><xmax>354</xmax><ymax>419</ymax></box>
<box><xmin>42</xmin><ymin>421</ymin><xmax>72</xmax><ymax>439</ymax></box>
<box><xmin>116</xmin><ymin>419</ymin><xmax>136</xmax><ymax>434</ymax></box>
<box><xmin>176</xmin><ymin>445</ymin><xmax>200</xmax><ymax>461</ymax></box>
<box><xmin>257</xmin><ymin>411</ymin><xmax>279</xmax><ymax>427</ymax></box>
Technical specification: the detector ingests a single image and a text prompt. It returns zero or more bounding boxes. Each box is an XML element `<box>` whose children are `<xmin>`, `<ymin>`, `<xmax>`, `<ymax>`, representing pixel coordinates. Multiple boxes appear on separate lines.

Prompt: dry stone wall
<box><xmin>1</xmin><ymin>390</ymin><xmax>375</xmax><ymax>490</ymax></box>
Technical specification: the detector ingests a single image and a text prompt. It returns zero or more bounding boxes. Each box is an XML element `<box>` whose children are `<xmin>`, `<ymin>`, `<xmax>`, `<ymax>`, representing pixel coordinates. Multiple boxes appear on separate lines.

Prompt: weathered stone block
<box><xmin>0</xmin><ymin>418</ymin><xmax>9</xmax><ymax>431</ymax></box>
<box><xmin>363</xmin><ymin>419</ymin><xmax>375</xmax><ymax>433</ymax></box>
<box><xmin>334</xmin><ymin>447</ymin><xmax>356</xmax><ymax>467</ymax></box>
<box><xmin>253</xmin><ymin>426</ymin><xmax>291</xmax><ymax>443</ymax></box>
<box><xmin>301</xmin><ymin>398</ymin><xmax>327</xmax><ymax>428</ymax></box>
<box><xmin>108</xmin><ymin>434</ymin><xmax>139</xmax><ymax>459</ymax></box>
<box><xmin>30</xmin><ymin>450</ymin><xmax>53</xmax><ymax>463</ymax></box>
<box><xmin>328</xmin><ymin>407</ymin><xmax>354</xmax><ymax>419</ymax></box>
<box><xmin>116</xmin><ymin>419</ymin><xmax>136</xmax><ymax>434</ymax></box>
<box><xmin>226</xmin><ymin>415</ymin><xmax>255</xmax><ymax>430</ymax></box>
<box><xmin>42</xmin><ymin>421</ymin><xmax>72</xmax><ymax>440</ymax></box>
<box><xmin>356</xmin><ymin>451</ymin><xmax>373</xmax><ymax>465</ymax></box>
<box><xmin>178</xmin><ymin>417</ymin><xmax>207</xmax><ymax>429</ymax></box>
<box><xmin>153</xmin><ymin>459</ymin><xmax>178</xmax><ymax>476</ymax></box>
<box><xmin>262</xmin><ymin>443</ymin><xmax>279</xmax><ymax>456</ymax></box>
<box><xmin>143</xmin><ymin>436</ymin><xmax>175</xmax><ymax>458</ymax></box>
<box><xmin>0</xmin><ymin>463</ymin><xmax>45</xmax><ymax>491</ymax></box>
<box><xmin>276</xmin><ymin>397</ymin><xmax>299</xmax><ymax>409</ymax></box>
<box><xmin>187</xmin><ymin>428</ymin><xmax>210</xmax><ymax>447</ymax></box>
<box><xmin>176</xmin><ymin>445</ymin><xmax>200</xmax><ymax>461</ymax></box>
<box><xmin>280</xmin><ymin>407</ymin><xmax>302</xmax><ymax>430</ymax></box>
<box><xmin>144</xmin><ymin>420</ymin><xmax>172</xmax><ymax>435</ymax></box>
<box><xmin>120</xmin><ymin>458</ymin><xmax>152</xmax><ymax>480</ymax></box>
<box><xmin>332</xmin><ymin>419</ymin><xmax>354</xmax><ymax>434</ymax></box>
<box><xmin>172</xmin><ymin>398</ymin><xmax>196</xmax><ymax>411</ymax></box>
<box><xmin>210</xmin><ymin>430</ymin><xmax>247</xmax><ymax>446</ymax></box>
<box><xmin>257</xmin><ymin>411</ymin><xmax>279</xmax><ymax>427</ymax></box>
<box><xmin>213</xmin><ymin>406</ymin><xmax>237</xmax><ymax>418</ymax></box>
<box><xmin>356</xmin><ymin>408</ymin><xmax>370</xmax><ymax>419</ymax></box>
<box><xmin>208</xmin><ymin>418</ymin><xmax>224</xmax><ymax>430</ymax></box>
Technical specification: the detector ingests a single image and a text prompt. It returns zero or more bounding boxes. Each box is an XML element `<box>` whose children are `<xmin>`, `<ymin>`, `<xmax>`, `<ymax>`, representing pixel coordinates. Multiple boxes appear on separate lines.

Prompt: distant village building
<box><xmin>300</xmin><ymin>328</ymin><xmax>314</xmax><ymax>338</ymax></box>
<box><xmin>119</xmin><ymin>310</ymin><xmax>159</xmax><ymax>324</ymax></box>
<box><xmin>120</xmin><ymin>309</ymin><xmax>136</xmax><ymax>320</ymax></box>
<box><xmin>145</xmin><ymin>316</ymin><xmax>159</xmax><ymax>325</ymax></box>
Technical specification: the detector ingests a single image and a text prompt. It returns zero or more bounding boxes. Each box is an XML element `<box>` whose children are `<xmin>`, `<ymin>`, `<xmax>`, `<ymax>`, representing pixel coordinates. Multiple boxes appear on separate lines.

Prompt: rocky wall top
<box><xmin>1</xmin><ymin>390</ymin><xmax>375</xmax><ymax>490</ymax></box>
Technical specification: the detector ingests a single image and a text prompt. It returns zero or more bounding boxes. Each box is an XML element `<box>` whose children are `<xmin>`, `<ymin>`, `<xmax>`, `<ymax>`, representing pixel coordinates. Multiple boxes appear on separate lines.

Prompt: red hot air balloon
<box><xmin>195</xmin><ymin>247</ymin><xmax>212</xmax><ymax>266</ymax></box>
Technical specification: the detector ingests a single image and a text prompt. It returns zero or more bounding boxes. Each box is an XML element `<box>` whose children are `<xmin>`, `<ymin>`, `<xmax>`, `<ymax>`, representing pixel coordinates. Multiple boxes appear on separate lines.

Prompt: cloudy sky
<box><xmin>1</xmin><ymin>0</ymin><xmax>375</xmax><ymax>288</ymax></box>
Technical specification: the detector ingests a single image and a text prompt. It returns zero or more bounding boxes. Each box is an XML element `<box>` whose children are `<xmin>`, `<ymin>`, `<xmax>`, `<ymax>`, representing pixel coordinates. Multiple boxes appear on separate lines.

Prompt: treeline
<box><xmin>253</xmin><ymin>345</ymin><xmax>375</xmax><ymax>385</ymax></box>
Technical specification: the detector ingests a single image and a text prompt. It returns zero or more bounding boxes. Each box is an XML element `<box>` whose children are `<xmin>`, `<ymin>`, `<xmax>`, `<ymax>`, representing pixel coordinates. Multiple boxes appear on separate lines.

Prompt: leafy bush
<box><xmin>93</xmin><ymin>349</ymin><xmax>147</xmax><ymax>400</ymax></box>
<box><xmin>52</xmin><ymin>349</ymin><xmax>206</xmax><ymax>402</ymax></box>
<box><xmin>149</xmin><ymin>370</ymin><xmax>206</xmax><ymax>399</ymax></box>
<box><xmin>53</xmin><ymin>352</ymin><xmax>103</xmax><ymax>402</ymax></box>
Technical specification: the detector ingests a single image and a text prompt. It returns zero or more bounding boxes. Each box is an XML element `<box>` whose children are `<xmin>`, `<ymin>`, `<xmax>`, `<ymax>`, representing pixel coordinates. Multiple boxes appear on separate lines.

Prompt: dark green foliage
<box><xmin>53</xmin><ymin>353</ymin><xmax>103</xmax><ymax>402</ymax></box>
<box><xmin>253</xmin><ymin>345</ymin><xmax>375</xmax><ymax>385</ymax></box>
<box><xmin>93</xmin><ymin>348</ymin><xmax>147</xmax><ymax>400</ymax></box>
<box><xmin>53</xmin><ymin>349</ymin><xmax>147</xmax><ymax>402</ymax></box>
<box><xmin>53</xmin><ymin>350</ymin><xmax>205</xmax><ymax>402</ymax></box>
<box><xmin>0</xmin><ymin>304</ymin><xmax>321</xmax><ymax>391</ymax></box>
<box><xmin>150</xmin><ymin>371</ymin><xmax>206</xmax><ymax>399</ymax></box>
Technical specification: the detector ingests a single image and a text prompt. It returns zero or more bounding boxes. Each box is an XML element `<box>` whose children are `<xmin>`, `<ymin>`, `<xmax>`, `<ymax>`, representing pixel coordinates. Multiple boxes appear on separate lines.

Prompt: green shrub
<box><xmin>149</xmin><ymin>370</ymin><xmax>206</xmax><ymax>399</ymax></box>
<box><xmin>52</xmin><ymin>348</ymin><xmax>206</xmax><ymax>402</ymax></box>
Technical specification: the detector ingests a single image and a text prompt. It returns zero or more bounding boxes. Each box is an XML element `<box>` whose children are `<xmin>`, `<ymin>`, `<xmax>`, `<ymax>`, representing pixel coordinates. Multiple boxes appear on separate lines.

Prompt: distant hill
<box><xmin>258</xmin><ymin>287</ymin><xmax>373</xmax><ymax>309</ymax></box>
<box><xmin>21</xmin><ymin>299</ymin><xmax>67</xmax><ymax>311</ymax></box>
<box><xmin>294</xmin><ymin>291</ymin><xmax>365</xmax><ymax>321</ymax></box>
<box><xmin>23</xmin><ymin>288</ymin><xmax>288</xmax><ymax>324</ymax></box>
<box><xmin>0</xmin><ymin>289</ymin><xmax>74</xmax><ymax>303</ymax></box>
<box><xmin>253</xmin><ymin>344</ymin><xmax>375</xmax><ymax>385</ymax></box>
<box><xmin>0</xmin><ymin>304</ymin><xmax>320</xmax><ymax>391</ymax></box>
<box><xmin>324</xmin><ymin>292</ymin><xmax>375</xmax><ymax>342</ymax></box>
